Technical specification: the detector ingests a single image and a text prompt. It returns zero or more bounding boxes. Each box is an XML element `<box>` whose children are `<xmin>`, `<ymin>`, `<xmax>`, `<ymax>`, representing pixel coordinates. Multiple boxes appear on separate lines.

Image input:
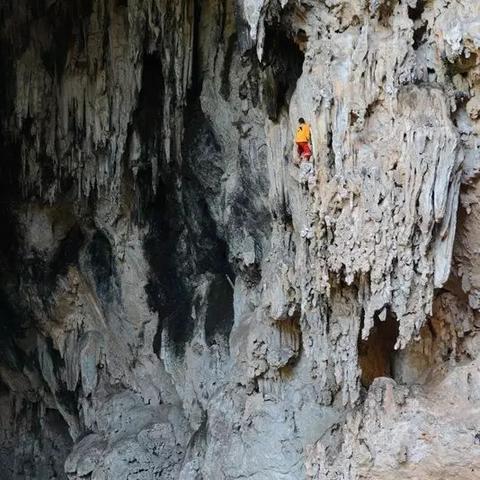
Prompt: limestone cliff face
<box><xmin>0</xmin><ymin>0</ymin><xmax>479</xmax><ymax>478</ymax></box>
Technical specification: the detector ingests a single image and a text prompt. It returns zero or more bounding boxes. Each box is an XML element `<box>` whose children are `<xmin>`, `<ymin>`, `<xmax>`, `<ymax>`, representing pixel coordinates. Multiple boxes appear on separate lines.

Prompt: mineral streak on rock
<box><xmin>0</xmin><ymin>0</ymin><xmax>479</xmax><ymax>478</ymax></box>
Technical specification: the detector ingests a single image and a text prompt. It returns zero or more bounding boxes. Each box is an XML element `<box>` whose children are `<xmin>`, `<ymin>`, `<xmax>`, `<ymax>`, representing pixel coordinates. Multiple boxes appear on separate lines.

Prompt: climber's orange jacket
<box><xmin>295</xmin><ymin>123</ymin><xmax>311</xmax><ymax>143</ymax></box>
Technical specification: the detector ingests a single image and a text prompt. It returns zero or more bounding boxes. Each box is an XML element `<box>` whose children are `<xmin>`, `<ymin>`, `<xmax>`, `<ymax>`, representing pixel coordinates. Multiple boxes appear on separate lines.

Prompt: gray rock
<box><xmin>0</xmin><ymin>0</ymin><xmax>479</xmax><ymax>479</ymax></box>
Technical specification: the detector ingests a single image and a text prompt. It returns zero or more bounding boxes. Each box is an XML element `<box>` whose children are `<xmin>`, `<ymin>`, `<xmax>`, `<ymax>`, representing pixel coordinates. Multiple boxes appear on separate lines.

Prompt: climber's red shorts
<box><xmin>296</xmin><ymin>142</ymin><xmax>312</xmax><ymax>160</ymax></box>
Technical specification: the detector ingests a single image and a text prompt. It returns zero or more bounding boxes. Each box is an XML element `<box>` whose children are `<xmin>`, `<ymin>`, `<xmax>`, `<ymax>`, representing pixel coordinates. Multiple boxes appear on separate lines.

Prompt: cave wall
<box><xmin>0</xmin><ymin>0</ymin><xmax>480</xmax><ymax>479</ymax></box>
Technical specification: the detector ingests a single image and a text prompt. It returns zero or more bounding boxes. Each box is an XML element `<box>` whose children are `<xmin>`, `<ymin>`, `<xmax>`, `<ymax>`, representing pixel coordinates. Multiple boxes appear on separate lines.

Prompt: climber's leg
<box><xmin>303</xmin><ymin>143</ymin><xmax>312</xmax><ymax>160</ymax></box>
<box><xmin>296</xmin><ymin>142</ymin><xmax>311</xmax><ymax>161</ymax></box>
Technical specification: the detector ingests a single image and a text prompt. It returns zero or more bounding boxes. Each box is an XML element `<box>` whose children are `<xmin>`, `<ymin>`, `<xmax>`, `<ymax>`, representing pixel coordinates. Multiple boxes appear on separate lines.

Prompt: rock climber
<box><xmin>295</xmin><ymin>117</ymin><xmax>312</xmax><ymax>163</ymax></box>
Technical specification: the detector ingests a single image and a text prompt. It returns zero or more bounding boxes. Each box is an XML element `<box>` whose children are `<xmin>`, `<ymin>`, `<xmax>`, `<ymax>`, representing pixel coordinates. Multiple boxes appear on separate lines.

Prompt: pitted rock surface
<box><xmin>0</xmin><ymin>0</ymin><xmax>479</xmax><ymax>479</ymax></box>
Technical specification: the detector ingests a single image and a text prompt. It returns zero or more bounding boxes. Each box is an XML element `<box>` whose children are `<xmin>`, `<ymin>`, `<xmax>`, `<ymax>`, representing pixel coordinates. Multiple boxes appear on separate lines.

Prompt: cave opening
<box><xmin>44</xmin><ymin>408</ymin><xmax>73</xmax><ymax>449</ymax></box>
<box><xmin>144</xmin><ymin>179</ymin><xmax>236</xmax><ymax>355</ymax></box>
<box><xmin>132</xmin><ymin>40</ymin><xmax>192</xmax><ymax>355</ymax></box>
<box><xmin>144</xmin><ymin>178</ymin><xmax>192</xmax><ymax>356</ymax></box>
<box><xmin>179</xmin><ymin>159</ymin><xmax>236</xmax><ymax>350</ymax></box>
<box><xmin>139</xmin><ymin>13</ymin><xmax>230</xmax><ymax>356</ymax></box>
<box><xmin>143</xmin><ymin>46</ymin><xmax>236</xmax><ymax>356</ymax></box>
<box><xmin>135</xmin><ymin>52</ymin><xmax>165</xmax><ymax>163</ymax></box>
<box><xmin>128</xmin><ymin>48</ymin><xmax>167</xmax><ymax>219</ymax></box>
<box><xmin>49</xmin><ymin>225</ymin><xmax>85</xmax><ymax>283</ymax></box>
<box><xmin>87</xmin><ymin>230</ymin><xmax>116</xmax><ymax>305</ymax></box>
<box><xmin>276</xmin><ymin>310</ymin><xmax>303</xmax><ymax>379</ymax></box>
<box><xmin>358</xmin><ymin>308</ymin><xmax>399</xmax><ymax>388</ymax></box>
<box><xmin>177</xmin><ymin>0</ymin><xmax>235</xmax><ymax>351</ymax></box>
<box><xmin>262</xmin><ymin>24</ymin><xmax>305</xmax><ymax>121</ymax></box>
<box><xmin>205</xmin><ymin>274</ymin><xmax>234</xmax><ymax>347</ymax></box>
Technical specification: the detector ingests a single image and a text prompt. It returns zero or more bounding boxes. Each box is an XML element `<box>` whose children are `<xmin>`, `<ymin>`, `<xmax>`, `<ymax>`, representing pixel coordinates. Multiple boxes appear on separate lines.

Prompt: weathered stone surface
<box><xmin>0</xmin><ymin>0</ymin><xmax>479</xmax><ymax>479</ymax></box>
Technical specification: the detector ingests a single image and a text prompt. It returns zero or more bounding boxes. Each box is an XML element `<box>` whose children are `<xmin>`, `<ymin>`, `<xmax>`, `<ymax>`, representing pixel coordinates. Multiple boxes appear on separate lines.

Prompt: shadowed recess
<box><xmin>262</xmin><ymin>24</ymin><xmax>305</xmax><ymax>121</ymax></box>
<box><xmin>87</xmin><ymin>231</ymin><xmax>116</xmax><ymax>304</ymax></box>
<box><xmin>358</xmin><ymin>309</ymin><xmax>399</xmax><ymax>388</ymax></box>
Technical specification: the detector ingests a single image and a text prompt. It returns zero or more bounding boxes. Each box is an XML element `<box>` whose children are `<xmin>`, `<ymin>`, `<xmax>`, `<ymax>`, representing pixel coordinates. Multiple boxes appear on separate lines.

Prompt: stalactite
<box><xmin>0</xmin><ymin>0</ymin><xmax>479</xmax><ymax>479</ymax></box>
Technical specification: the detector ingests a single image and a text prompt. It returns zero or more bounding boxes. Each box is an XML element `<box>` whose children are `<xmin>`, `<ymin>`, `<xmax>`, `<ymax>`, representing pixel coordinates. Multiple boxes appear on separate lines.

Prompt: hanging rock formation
<box><xmin>0</xmin><ymin>0</ymin><xmax>479</xmax><ymax>478</ymax></box>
